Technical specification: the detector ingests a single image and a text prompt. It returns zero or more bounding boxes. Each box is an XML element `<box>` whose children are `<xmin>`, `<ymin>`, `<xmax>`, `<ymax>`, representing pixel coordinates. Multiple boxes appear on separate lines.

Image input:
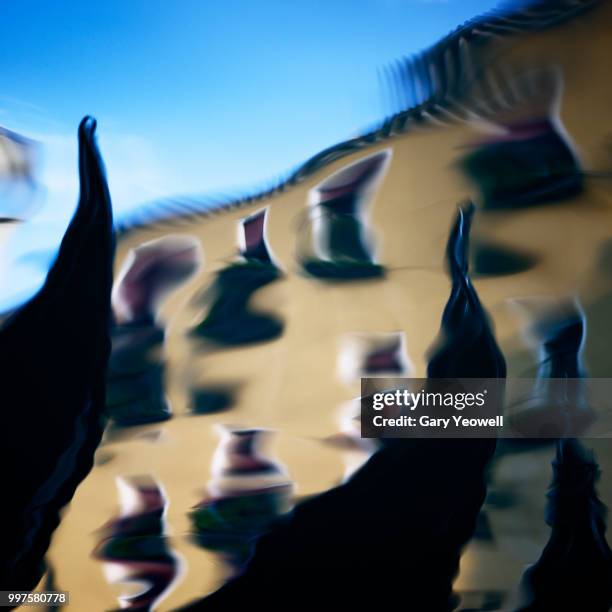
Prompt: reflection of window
<box><xmin>0</xmin><ymin>126</ymin><xmax>39</xmax><ymax>220</ymax></box>
<box><xmin>507</xmin><ymin>298</ymin><xmax>592</xmax><ymax>436</ymax></box>
<box><xmin>106</xmin><ymin>323</ymin><xmax>170</xmax><ymax>426</ymax></box>
<box><xmin>191</xmin><ymin>208</ymin><xmax>283</xmax><ymax>345</ymax></box>
<box><xmin>338</xmin><ymin>331</ymin><xmax>411</xmax><ymax>385</ymax></box>
<box><xmin>301</xmin><ymin>149</ymin><xmax>391</xmax><ymax>280</ymax></box>
<box><xmin>108</xmin><ymin>235</ymin><xmax>201</xmax><ymax>426</ymax></box>
<box><xmin>93</xmin><ymin>475</ymin><xmax>180</xmax><ymax>611</ymax></box>
<box><xmin>112</xmin><ymin>235</ymin><xmax>202</xmax><ymax>325</ymax></box>
<box><xmin>461</xmin><ymin>119</ymin><xmax>582</xmax><ymax>210</ymax></box>
<box><xmin>238</xmin><ymin>207</ymin><xmax>275</xmax><ymax>264</ymax></box>
<box><xmin>511</xmin><ymin>297</ymin><xmax>587</xmax><ymax>379</ymax></box>
<box><xmin>189</xmin><ymin>427</ymin><xmax>293</xmax><ymax>570</ymax></box>
<box><xmin>471</xmin><ymin>239</ymin><xmax>538</xmax><ymax>277</ymax></box>
<box><xmin>519</xmin><ymin>439</ymin><xmax>610</xmax><ymax>612</ymax></box>
<box><xmin>538</xmin><ymin>311</ymin><xmax>585</xmax><ymax>378</ymax></box>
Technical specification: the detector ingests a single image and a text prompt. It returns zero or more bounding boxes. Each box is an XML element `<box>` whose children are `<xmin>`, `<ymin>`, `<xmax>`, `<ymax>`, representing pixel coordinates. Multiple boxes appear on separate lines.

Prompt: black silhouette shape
<box><xmin>427</xmin><ymin>202</ymin><xmax>506</xmax><ymax>379</ymax></box>
<box><xmin>517</xmin><ymin>439</ymin><xmax>612</xmax><ymax>611</ymax></box>
<box><xmin>0</xmin><ymin>117</ymin><xmax>114</xmax><ymax>591</ymax></box>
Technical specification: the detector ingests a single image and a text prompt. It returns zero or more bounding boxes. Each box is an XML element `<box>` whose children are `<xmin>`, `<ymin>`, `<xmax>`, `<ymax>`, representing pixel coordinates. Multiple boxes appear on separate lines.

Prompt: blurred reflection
<box><xmin>39</xmin><ymin>561</ymin><xmax>66</xmax><ymax>612</ymax></box>
<box><xmin>189</xmin><ymin>426</ymin><xmax>293</xmax><ymax>571</ymax></box>
<box><xmin>427</xmin><ymin>202</ymin><xmax>506</xmax><ymax>378</ymax></box>
<box><xmin>329</xmin><ymin>332</ymin><xmax>410</xmax><ymax>479</ymax></box>
<box><xmin>518</xmin><ymin>440</ymin><xmax>612</xmax><ymax>611</ymax></box>
<box><xmin>107</xmin><ymin>235</ymin><xmax>201</xmax><ymax>426</ymax></box>
<box><xmin>424</xmin><ymin>201</ymin><xmax>504</xmax><ymax>551</ymax></box>
<box><xmin>237</xmin><ymin>207</ymin><xmax>276</xmax><ymax>265</ymax></box>
<box><xmin>189</xmin><ymin>383</ymin><xmax>241</xmax><ymax>415</ymax></box>
<box><xmin>456</xmin><ymin>590</ymin><xmax>506</xmax><ymax>611</ymax></box>
<box><xmin>93</xmin><ymin>475</ymin><xmax>181</xmax><ymax>611</ymax></box>
<box><xmin>507</xmin><ymin>297</ymin><xmax>593</xmax><ymax>438</ymax></box>
<box><xmin>112</xmin><ymin>235</ymin><xmax>202</xmax><ymax>326</ymax></box>
<box><xmin>106</xmin><ymin>324</ymin><xmax>169</xmax><ymax>426</ymax></box>
<box><xmin>180</xmin><ymin>202</ymin><xmax>505</xmax><ymax>610</ymax></box>
<box><xmin>191</xmin><ymin>208</ymin><xmax>284</xmax><ymax>345</ymax></box>
<box><xmin>337</xmin><ymin>331</ymin><xmax>411</xmax><ymax>385</ymax></box>
<box><xmin>299</xmin><ymin>149</ymin><xmax>390</xmax><ymax>280</ymax></box>
<box><xmin>7</xmin><ymin>1</ymin><xmax>612</xmax><ymax>608</ymax></box>
<box><xmin>0</xmin><ymin>117</ymin><xmax>113</xmax><ymax>591</ymax></box>
<box><xmin>0</xmin><ymin>126</ymin><xmax>39</xmax><ymax>221</ymax></box>
<box><xmin>471</xmin><ymin>239</ymin><xmax>538</xmax><ymax>277</ymax></box>
<box><xmin>530</xmin><ymin>298</ymin><xmax>586</xmax><ymax>380</ymax></box>
<box><xmin>460</xmin><ymin>68</ymin><xmax>582</xmax><ymax>210</ymax></box>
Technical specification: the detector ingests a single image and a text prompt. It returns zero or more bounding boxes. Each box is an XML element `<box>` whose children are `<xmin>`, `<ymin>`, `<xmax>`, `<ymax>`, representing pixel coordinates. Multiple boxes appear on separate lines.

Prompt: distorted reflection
<box><xmin>93</xmin><ymin>475</ymin><xmax>182</xmax><ymax>611</ymax></box>
<box><xmin>189</xmin><ymin>427</ymin><xmax>293</xmax><ymax>571</ymax></box>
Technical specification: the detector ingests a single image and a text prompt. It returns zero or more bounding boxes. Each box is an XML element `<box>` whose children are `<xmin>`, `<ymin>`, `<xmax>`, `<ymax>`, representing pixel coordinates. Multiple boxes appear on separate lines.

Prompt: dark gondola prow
<box><xmin>0</xmin><ymin>117</ymin><xmax>114</xmax><ymax>591</ymax></box>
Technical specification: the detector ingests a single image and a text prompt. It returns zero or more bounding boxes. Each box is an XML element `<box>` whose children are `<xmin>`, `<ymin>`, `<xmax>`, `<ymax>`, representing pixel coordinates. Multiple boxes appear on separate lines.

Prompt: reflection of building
<box><xmin>115</xmin><ymin>0</ymin><xmax>612</xmax><ymax>394</ymax></box>
<box><xmin>109</xmin><ymin>5</ymin><xmax>612</xmax><ymax>603</ymax></box>
<box><xmin>16</xmin><ymin>1</ymin><xmax>612</xmax><ymax>608</ymax></box>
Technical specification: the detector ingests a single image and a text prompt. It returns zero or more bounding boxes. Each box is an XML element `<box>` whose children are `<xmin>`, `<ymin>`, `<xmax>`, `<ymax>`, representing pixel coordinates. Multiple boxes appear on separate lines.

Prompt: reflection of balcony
<box><xmin>300</xmin><ymin>149</ymin><xmax>391</xmax><ymax>281</ymax></box>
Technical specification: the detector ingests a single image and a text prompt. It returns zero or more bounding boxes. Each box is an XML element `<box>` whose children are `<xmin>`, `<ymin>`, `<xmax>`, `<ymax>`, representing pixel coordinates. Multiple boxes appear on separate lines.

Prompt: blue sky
<box><xmin>0</xmin><ymin>0</ymin><xmax>498</xmax><ymax>309</ymax></box>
